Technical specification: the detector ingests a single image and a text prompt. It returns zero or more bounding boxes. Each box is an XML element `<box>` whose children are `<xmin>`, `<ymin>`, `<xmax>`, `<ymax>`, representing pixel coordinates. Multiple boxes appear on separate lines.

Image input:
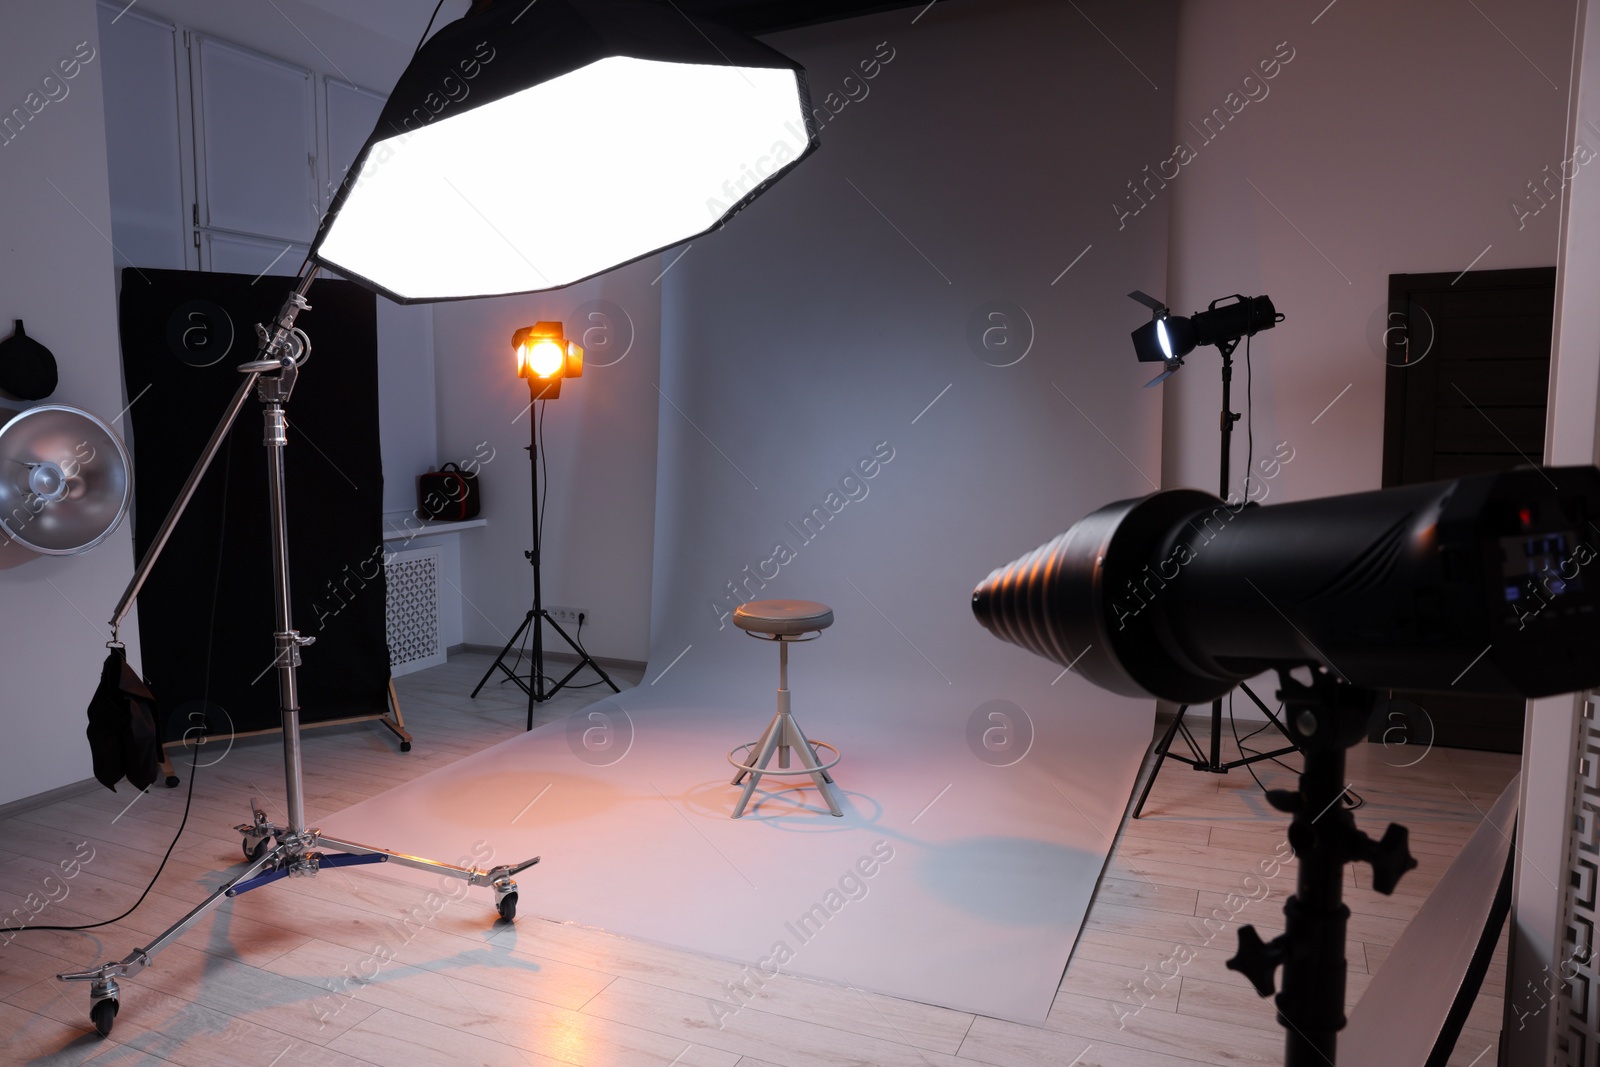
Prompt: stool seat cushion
<box><xmin>733</xmin><ymin>599</ymin><xmax>834</xmax><ymax>635</ymax></box>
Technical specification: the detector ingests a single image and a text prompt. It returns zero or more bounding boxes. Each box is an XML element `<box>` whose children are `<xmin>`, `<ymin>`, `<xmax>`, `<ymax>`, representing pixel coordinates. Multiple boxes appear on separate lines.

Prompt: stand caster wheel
<box><xmin>90</xmin><ymin>997</ymin><xmax>118</xmax><ymax>1037</ymax></box>
<box><xmin>243</xmin><ymin>837</ymin><xmax>270</xmax><ymax>862</ymax></box>
<box><xmin>164</xmin><ymin>775</ymin><xmax>180</xmax><ymax>788</ymax></box>
<box><xmin>400</xmin><ymin>741</ymin><xmax>412</xmax><ymax>753</ymax></box>
<box><xmin>496</xmin><ymin>892</ymin><xmax>518</xmax><ymax>922</ymax></box>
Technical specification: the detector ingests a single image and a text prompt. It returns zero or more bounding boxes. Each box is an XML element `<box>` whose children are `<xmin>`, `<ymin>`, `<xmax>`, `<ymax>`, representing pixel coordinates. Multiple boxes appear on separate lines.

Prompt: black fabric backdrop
<box><xmin>118</xmin><ymin>268</ymin><xmax>390</xmax><ymax>742</ymax></box>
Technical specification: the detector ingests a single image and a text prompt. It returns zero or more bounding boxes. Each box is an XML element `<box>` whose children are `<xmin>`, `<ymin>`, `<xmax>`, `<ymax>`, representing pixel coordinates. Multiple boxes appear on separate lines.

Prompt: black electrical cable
<box><xmin>504</xmin><ymin>612</ymin><xmax>536</xmax><ymax>685</ymax></box>
<box><xmin>538</xmin><ymin>399</ymin><xmax>548</xmax><ymax>545</ymax></box>
<box><xmin>13</xmin><ymin>743</ymin><xmax>204</xmax><ymax>937</ymax></box>
<box><xmin>1229</xmin><ymin>689</ymin><xmax>1364</xmax><ymax>811</ymax></box>
<box><xmin>414</xmin><ymin>0</ymin><xmax>449</xmax><ymax>55</ymax></box>
<box><xmin>537</xmin><ymin>399</ymin><xmax>551</xmax><ymax>686</ymax></box>
<box><xmin>1244</xmin><ymin>328</ymin><xmax>1254</xmax><ymax>503</ymax></box>
<box><xmin>1229</xmin><ymin>689</ymin><xmax>1279</xmax><ymax>798</ymax></box>
<box><xmin>559</xmin><ymin>614</ymin><xmax>610</xmax><ymax>689</ymax></box>
<box><xmin>10</xmin><ymin>436</ymin><xmax>240</xmax><ymax>937</ymax></box>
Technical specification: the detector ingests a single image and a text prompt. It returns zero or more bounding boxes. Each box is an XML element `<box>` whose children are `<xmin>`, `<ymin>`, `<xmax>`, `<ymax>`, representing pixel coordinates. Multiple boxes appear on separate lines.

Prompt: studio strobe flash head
<box><xmin>972</xmin><ymin>466</ymin><xmax>1600</xmax><ymax>704</ymax></box>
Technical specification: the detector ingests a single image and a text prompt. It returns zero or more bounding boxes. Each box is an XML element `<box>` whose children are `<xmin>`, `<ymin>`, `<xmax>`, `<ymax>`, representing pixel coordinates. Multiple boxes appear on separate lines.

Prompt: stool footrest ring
<box><xmin>727</xmin><ymin>740</ymin><xmax>841</xmax><ymax>776</ymax></box>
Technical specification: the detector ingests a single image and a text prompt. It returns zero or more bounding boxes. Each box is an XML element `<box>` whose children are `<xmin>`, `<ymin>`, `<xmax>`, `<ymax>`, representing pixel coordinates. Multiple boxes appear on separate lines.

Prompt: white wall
<box><xmin>375</xmin><ymin>302</ymin><xmax>437</xmax><ymax>513</ymax></box>
<box><xmin>433</xmin><ymin>267</ymin><xmax>663</xmax><ymax>665</ymax></box>
<box><xmin>0</xmin><ymin>0</ymin><xmax>144</xmax><ymax>805</ymax></box>
<box><xmin>1163</xmin><ymin>0</ymin><xmax>1573</xmax><ymax>501</ymax></box>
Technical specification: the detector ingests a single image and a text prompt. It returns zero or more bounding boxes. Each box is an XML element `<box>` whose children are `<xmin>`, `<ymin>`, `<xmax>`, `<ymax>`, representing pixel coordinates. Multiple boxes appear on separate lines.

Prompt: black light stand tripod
<box><xmin>1131</xmin><ymin>334</ymin><xmax>1300</xmax><ymax>817</ymax></box>
<box><xmin>1226</xmin><ymin>667</ymin><xmax>1417</xmax><ymax>1065</ymax></box>
<box><xmin>471</xmin><ymin>383</ymin><xmax>618</xmax><ymax>730</ymax></box>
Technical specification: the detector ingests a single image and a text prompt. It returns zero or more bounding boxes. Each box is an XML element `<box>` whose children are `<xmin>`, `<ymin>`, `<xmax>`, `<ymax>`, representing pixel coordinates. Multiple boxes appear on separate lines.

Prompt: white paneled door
<box><xmin>192</xmin><ymin>36</ymin><xmax>320</xmax><ymax>248</ymax></box>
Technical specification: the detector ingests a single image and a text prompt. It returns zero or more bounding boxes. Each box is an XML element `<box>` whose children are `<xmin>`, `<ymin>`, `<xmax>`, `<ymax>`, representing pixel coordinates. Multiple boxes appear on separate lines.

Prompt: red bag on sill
<box><xmin>417</xmin><ymin>462</ymin><xmax>480</xmax><ymax>521</ymax></box>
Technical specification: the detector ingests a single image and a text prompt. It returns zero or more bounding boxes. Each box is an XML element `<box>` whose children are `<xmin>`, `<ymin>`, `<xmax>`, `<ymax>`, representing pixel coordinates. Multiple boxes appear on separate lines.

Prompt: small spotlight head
<box><xmin>1127</xmin><ymin>292</ymin><xmax>1280</xmax><ymax>382</ymax></box>
<box><xmin>1130</xmin><ymin>317</ymin><xmax>1172</xmax><ymax>364</ymax></box>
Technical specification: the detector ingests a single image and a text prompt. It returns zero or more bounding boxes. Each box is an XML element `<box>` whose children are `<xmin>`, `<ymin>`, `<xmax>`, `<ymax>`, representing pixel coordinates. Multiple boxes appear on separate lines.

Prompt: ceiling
<box><xmin>674</xmin><ymin>0</ymin><xmax>941</xmax><ymax>34</ymax></box>
<box><xmin>297</xmin><ymin>0</ymin><xmax>945</xmax><ymax>41</ymax></box>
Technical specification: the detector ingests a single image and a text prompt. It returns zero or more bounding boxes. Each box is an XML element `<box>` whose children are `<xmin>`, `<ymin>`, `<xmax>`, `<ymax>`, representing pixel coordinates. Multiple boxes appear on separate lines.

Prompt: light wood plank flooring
<box><xmin>0</xmin><ymin>654</ymin><xmax>1516</xmax><ymax>1066</ymax></box>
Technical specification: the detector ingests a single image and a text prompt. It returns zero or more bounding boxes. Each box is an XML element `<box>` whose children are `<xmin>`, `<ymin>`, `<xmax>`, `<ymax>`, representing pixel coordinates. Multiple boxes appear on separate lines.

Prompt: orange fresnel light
<box><xmin>513</xmin><ymin>321</ymin><xmax>584</xmax><ymax>398</ymax></box>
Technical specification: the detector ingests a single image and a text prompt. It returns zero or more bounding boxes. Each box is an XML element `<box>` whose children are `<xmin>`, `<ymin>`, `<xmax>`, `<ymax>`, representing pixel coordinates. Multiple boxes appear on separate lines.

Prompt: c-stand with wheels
<box><xmin>57</xmin><ymin>268</ymin><xmax>542</xmax><ymax>1037</ymax></box>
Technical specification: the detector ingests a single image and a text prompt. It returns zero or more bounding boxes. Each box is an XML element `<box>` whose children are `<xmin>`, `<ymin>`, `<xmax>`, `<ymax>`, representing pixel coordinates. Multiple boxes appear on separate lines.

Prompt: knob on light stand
<box><xmin>1223</xmin><ymin>668</ymin><xmax>1417</xmax><ymax>1067</ymax></box>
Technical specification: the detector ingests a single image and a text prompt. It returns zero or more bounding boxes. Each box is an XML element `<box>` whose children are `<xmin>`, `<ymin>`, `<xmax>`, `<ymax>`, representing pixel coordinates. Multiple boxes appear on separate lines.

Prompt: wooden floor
<box><xmin>0</xmin><ymin>654</ymin><xmax>1517</xmax><ymax>1066</ymax></box>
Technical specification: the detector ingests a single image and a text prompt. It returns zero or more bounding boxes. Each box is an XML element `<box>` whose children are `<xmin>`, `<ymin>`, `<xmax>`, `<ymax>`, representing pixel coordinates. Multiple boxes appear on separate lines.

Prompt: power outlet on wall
<box><xmin>547</xmin><ymin>606</ymin><xmax>588</xmax><ymax>626</ymax></box>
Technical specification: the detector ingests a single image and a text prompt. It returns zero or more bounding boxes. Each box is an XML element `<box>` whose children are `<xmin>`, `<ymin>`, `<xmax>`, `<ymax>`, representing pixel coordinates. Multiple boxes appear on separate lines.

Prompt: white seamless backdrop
<box><xmin>630</xmin><ymin>0</ymin><xmax>1180</xmax><ymax>1018</ymax></box>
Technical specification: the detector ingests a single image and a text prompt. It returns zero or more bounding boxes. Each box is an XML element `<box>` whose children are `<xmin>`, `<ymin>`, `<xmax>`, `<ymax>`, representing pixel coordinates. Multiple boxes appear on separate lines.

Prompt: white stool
<box><xmin>727</xmin><ymin>599</ymin><xmax>843</xmax><ymax>818</ymax></box>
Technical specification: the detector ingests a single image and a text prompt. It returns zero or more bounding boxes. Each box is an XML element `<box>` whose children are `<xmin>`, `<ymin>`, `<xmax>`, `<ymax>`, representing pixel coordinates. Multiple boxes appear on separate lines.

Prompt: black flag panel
<box><xmin>118</xmin><ymin>268</ymin><xmax>390</xmax><ymax>741</ymax></box>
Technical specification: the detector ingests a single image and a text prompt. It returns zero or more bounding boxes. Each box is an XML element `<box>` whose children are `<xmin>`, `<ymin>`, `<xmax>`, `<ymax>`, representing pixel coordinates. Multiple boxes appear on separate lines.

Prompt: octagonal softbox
<box><xmin>311</xmin><ymin>0</ymin><xmax>818</xmax><ymax>302</ymax></box>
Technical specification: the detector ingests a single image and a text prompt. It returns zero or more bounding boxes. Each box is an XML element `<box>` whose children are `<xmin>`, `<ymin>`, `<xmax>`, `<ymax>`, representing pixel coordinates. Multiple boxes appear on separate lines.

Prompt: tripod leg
<box><xmin>1216</xmin><ymin>682</ymin><xmax>1302</xmax><ymax>771</ymax></box>
<box><xmin>528</xmin><ymin>608</ymin><xmax>546</xmax><ymax>728</ymax></box>
<box><xmin>544</xmin><ymin>615</ymin><xmax>621</xmax><ymax>695</ymax></box>
<box><xmin>1133</xmin><ymin>705</ymin><xmax>1188</xmax><ymax>819</ymax></box>
<box><xmin>472</xmin><ymin>611</ymin><xmax>535</xmax><ymax>698</ymax></box>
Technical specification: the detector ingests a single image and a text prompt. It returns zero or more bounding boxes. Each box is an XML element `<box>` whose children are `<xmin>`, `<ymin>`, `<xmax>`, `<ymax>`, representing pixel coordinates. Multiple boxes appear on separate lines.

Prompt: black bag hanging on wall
<box><xmin>86</xmin><ymin>648</ymin><xmax>160</xmax><ymax>792</ymax></box>
<box><xmin>417</xmin><ymin>461</ymin><xmax>480</xmax><ymax>521</ymax></box>
<box><xmin>0</xmin><ymin>320</ymin><xmax>59</xmax><ymax>401</ymax></box>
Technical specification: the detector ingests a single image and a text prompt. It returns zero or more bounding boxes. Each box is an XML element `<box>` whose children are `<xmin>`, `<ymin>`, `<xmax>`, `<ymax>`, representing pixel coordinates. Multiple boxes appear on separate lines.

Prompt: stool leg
<box><xmin>732</xmin><ymin>719</ymin><xmax>783</xmax><ymax>819</ymax></box>
<box><xmin>782</xmin><ymin>715</ymin><xmax>843</xmax><ymax>817</ymax></box>
<box><xmin>785</xmin><ymin>714</ymin><xmax>836</xmax><ymax>786</ymax></box>
<box><xmin>776</xmin><ymin>642</ymin><xmax>791</xmax><ymax>769</ymax></box>
<box><xmin>732</xmin><ymin>711</ymin><xmax>781</xmax><ymax>787</ymax></box>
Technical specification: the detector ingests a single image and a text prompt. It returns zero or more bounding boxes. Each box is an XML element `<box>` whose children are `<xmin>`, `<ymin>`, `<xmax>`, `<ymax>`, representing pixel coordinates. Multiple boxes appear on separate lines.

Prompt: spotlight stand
<box><xmin>1131</xmin><ymin>335</ymin><xmax>1300</xmax><ymax>818</ymax></box>
<box><xmin>471</xmin><ymin>381</ymin><xmax>619</xmax><ymax>730</ymax></box>
<box><xmin>57</xmin><ymin>265</ymin><xmax>540</xmax><ymax>1037</ymax></box>
<box><xmin>1225</xmin><ymin>668</ymin><xmax>1416</xmax><ymax>1065</ymax></box>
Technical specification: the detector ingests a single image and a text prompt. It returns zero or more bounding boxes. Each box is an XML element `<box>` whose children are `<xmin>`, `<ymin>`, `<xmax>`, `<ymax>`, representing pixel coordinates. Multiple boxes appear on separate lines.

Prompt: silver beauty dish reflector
<box><xmin>0</xmin><ymin>405</ymin><xmax>131</xmax><ymax>555</ymax></box>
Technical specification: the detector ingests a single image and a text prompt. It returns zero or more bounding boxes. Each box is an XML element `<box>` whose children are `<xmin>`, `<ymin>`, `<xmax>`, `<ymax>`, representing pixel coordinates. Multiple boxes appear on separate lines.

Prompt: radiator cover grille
<box><xmin>385</xmin><ymin>547</ymin><xmax>446</xmax><ymax>677</ymax></box>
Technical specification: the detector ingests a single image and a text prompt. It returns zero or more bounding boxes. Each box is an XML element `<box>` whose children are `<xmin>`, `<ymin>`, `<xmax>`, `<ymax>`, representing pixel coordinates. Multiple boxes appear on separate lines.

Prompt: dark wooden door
<box><xmin>1377</xmin><ymin>266</ymin><xmax>1555</xmax><ymax>754</ymax></box>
